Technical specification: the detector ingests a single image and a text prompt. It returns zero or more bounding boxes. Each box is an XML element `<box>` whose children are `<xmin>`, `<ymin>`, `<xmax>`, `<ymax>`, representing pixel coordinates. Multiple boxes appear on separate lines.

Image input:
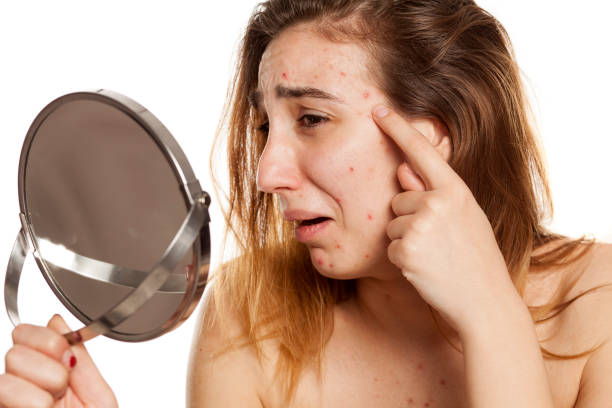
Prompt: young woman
<box><xmin>2</xmin><ymin>1</ymin><xmax>612</xmax><ymax>407</ymax></box>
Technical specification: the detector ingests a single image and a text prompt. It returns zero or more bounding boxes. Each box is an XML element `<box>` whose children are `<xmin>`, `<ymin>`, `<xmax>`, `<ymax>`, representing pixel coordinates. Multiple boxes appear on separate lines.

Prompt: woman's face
<box><xmin>255</xmin><ymin>25</ymin><xmax>437</xmax><ymax>280</ymax></box>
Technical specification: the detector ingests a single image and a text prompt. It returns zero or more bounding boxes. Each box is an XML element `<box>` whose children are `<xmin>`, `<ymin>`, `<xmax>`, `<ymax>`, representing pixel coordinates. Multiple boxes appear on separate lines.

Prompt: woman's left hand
<box><xmin>373</xmin><ymin>105</ymin><xmax>522</xmax><ymax>335</ymax></box>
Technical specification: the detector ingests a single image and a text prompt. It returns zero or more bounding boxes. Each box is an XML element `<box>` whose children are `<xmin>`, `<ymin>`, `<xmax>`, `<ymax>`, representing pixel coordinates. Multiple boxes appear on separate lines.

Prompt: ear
<box><xmin>409</xmin><ymin>118</ymin><xmax>452</xmax><ymax>163</ymax></box>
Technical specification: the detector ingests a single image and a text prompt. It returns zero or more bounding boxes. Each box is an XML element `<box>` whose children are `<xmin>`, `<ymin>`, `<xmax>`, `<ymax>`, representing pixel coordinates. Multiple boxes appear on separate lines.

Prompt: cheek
<box><xmin>309</xmin><ymin>125</ymin><xmax>402</xmax><ymax>210</ymax></box>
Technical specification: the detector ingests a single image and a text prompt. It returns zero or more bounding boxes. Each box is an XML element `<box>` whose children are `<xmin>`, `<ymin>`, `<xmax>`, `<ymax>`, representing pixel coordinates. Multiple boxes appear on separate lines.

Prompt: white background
<box><xmin>0</xmin><ymin>1</ymin><xmax>610</xmax><ymax>406</ymax></box>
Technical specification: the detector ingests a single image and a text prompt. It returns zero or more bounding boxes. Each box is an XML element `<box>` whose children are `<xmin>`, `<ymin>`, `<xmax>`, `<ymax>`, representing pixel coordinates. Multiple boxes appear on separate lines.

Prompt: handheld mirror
<box><xmin>4</xmin><ymin>90</ymin><xmax>211</xmax><ymax>344</ymax></box>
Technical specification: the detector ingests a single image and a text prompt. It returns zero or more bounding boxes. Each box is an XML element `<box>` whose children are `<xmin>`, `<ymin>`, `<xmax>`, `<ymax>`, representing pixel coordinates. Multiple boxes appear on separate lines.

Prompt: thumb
<box><xmin>397</xmin><ymin>162</ymin><xmax>426</xmax><ymax>191</ymax></box>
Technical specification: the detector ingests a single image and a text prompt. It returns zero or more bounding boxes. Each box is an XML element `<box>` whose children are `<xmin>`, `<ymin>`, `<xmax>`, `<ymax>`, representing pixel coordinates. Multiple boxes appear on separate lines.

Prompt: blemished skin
<box><xmin>4</xmin><ymin>22</ymin><xmax>612</xmax><ymax>408</ymax></box>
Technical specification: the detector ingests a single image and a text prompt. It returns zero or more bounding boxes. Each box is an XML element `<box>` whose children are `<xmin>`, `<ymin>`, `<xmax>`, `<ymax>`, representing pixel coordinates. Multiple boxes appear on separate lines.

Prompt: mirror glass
<box><xmin>9</xmin><ymin>91</ymin><xmax>209</xmax><ymax>341</ymax></box>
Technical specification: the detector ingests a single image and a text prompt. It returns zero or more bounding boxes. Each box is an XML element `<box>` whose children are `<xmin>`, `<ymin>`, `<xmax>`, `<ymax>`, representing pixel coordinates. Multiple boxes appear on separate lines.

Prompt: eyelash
<box><xmin>257</xmin><ymin>114</ymin><xmax>328</xmax><ymax>135</ymax></box>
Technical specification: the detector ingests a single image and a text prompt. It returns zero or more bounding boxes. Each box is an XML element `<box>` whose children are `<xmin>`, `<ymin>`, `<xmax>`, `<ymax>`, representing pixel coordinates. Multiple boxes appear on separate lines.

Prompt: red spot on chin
<box><xmin>364</xmin><ymin>254</ymin><xmax>370</xmax><ymax>259</ymax></box>
<box><xmin>329</xmin><ymin>263</ymin><xmax>334</xmax><ymax>268</ymax></box>
<box><xmin>417</xmin><ymin>363</ymin><xmax>423</xmax><ymax>370</ymax></box>
<box><xmin>335</xmin><ymin>243</ymin><xmax>341</xmax><ymax>249</ymax></box>
<box><xmin>349</xmin><ymin>167</ymin><xmax>355</xmax><ymax>172</ymax></box>
<box><xmin>425</xmin><ymin>403</ymin><xmax>430</xmax><ymax>407</ymax></box>
<box><xmin>340</xmin><ymin>71</ymin><xmax>347</xmax><ymax>77</ymax></box>
<box><xmin>408</xmin><ymin>398</ymin><xmax>414</xmax><ymax>404</ymax></box>
<box><xmin>316</xmin><ymin>258</ymin><xmax>323</xmax><ymax>265</ymax></box>
<box><xmin>363</xmin><ymin>91</ymin><xmax>370</xmax><ymax>99</ymax></box>
<box><xmin>367</xmin><ymin>214</ymin><xmax>373</xmax><ymax>220</ymax></box>
<box><xmin>440</xmin><ymin>379</ymin><xmax>446</xmax><ymax>385</ymax></box>
<box><xmin>282</xmin><ymin>72</ymin><xmax>288</xmax><ymax>80</ymax></box>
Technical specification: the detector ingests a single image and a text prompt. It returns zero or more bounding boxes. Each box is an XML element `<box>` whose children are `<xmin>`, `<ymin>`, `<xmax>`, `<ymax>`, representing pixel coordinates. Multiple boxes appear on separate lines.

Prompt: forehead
<box><xmin>257</xmin><ymin>24</ymin><xmax>372</xmax><ymax>96</ymax></box>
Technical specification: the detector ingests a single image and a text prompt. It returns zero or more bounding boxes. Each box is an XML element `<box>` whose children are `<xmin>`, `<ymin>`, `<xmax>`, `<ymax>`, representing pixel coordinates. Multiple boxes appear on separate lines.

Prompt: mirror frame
<box><xmin>7</xmin><ymin>89</ymin><xmax>211</xmax><ymax>342</ymax></box>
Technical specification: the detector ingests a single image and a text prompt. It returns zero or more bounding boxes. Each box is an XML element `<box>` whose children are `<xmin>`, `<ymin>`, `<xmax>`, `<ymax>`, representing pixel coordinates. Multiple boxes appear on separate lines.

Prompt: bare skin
<box><xmin>4</xmin><ymin>22</ymin><xmax>612</xmax><ymax>408</ymax></box>
<box><xmin>189</xmin><ymin>24</ymin><xmax>612</xmax><ymax>407</ymax></box>
<box><xmin>186</xmin><ymin>241</ymin><xmax>612</xmax><ymax>408</ymax></box>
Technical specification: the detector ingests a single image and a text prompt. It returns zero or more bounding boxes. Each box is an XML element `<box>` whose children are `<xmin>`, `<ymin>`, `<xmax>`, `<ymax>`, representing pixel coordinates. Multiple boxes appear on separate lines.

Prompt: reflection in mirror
<box><xmin>5</xmin><ymin>91</ymin><xmax>210</xmax><ymax>342</ymax></box>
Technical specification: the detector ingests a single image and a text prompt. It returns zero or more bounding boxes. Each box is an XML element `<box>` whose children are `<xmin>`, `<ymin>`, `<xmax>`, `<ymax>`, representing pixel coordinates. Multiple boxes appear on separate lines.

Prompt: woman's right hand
<box><xmin>0</xmin><ymin>314</ymin><xmax>118</xmax><ymax>408</ymax></box>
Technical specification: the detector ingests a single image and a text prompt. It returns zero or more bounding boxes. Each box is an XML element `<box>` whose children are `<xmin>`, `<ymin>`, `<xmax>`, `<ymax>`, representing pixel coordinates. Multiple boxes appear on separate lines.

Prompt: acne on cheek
<box><xmin>367</xmin><ymin>213</ymin><xmax>373</xmax><ymax>220</ymax></box>
<box><xmin>282</xmin><ymin>72</ymin><xmax>289</xmax><ymax>80</ymax></box>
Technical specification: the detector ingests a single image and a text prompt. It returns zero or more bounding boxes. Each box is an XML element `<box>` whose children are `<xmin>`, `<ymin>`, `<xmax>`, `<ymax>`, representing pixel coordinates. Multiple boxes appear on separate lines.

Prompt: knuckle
<box><xmin>424</xmin><ymin>194</ymin><xmax>444</xmax><ymax>212</ymax></box>
<box><xmin>410</xmin><ymin>216</ymin><xmax>428</xmax><ymax>233</ymax></box>
<box><xmin>400</xmin><ymin>239</ymin><xmax>416</xmax><ymax>259</ymax></box>
<box><xmin>5</xmin><ymin>345</ymin><xmax>24</xmax><ymax>371</ymax></box>
<box><xmin>11</xmin><ymin>324</ymin><xmax>28</xmax><ymax>343</ymax></box>
<box><xmin>48</xmin><ymin>369</ymin><xmax>69</xmax><ymax>396</ymax></box>
<box><xmin>43</xmin><ymin>334</ymin><xmax>67</xmax><ymax>358</ymax></box>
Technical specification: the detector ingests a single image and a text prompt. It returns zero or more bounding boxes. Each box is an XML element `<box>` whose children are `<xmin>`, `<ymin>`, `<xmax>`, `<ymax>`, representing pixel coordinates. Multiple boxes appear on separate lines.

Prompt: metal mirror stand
<box><xmin>3</xmin><ymin>89</ymin><xmax>212</xmax><ymax>344</ymax></box>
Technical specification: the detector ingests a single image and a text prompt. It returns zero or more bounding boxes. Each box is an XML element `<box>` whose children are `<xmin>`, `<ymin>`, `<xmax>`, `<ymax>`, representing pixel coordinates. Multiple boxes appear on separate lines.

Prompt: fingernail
<box><xmin>374</xmin><ymin>105</ymin><xmax>389</xmax><ymax>118</ymax></box>
<box><xmin>62</xmin><ymin>349</ymin><xmax>77</xmax><ymax>369</ymax></box>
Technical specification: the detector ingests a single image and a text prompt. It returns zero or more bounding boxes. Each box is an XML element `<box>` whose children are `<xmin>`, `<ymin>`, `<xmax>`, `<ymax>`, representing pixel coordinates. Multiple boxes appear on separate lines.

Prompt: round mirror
<box><xmin>4</xmin><ymin>90</ymin><xmax>211</xmax><ymax>343</ymax></box>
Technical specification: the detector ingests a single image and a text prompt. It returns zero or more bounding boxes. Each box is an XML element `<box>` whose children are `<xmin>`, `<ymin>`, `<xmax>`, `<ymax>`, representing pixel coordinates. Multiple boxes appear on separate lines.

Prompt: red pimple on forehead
<box><xmin>417</xmin><ymin>363</ymin><xmax>423</xmax><ymax>370</ymax></box>
<box><xmin>364</xmin><ymin>254</ymin><xmax>370</xmax><ymax>259</ymax></box>
<box><xmin>340</xmin><ymin>71</ymin><xmax>347</xmax><ymax>77</ymax></box>
<box><xmin>367</xmin><ymin>214</ymin><xmax>373</xmax><ymax>220</ymax></box>
<box><xmin>363</xmin><ymin>91</ymin><xmax>370</xmax><ymax>99</ymax></box>
<box><xmin>349</xmin><ymin>167</ymin><xmax>354</xmax><ymax>172</ymax></box>
<box><xmin>408</xmin><ymin>398</ymin><xmax>414</xmax><ymax>404</ymax></box>
<box><xmin>425</xmin><ymin>403</ymin><xmax>430</xmax><ymax>407</ymax></box>
<box><xmin>335</xmin><ymin>243</ymin><xmax>341</xmax><ymax>249</ymax></box>
<box><xmin>439</xmin><ymin>379</ymin><xmax>446</xmax><ymax>386</ymax></box>
<box><xmin>329</xmin><ymin>263</ymin><xmax>334</xmax><ymax>268</ymax></box>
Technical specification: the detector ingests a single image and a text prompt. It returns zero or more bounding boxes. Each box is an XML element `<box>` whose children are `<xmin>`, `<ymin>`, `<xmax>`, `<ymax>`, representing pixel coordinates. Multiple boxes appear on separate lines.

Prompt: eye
<box><xmin>299</xmin><ymin>114</ymin><xmax>328</xmax><ymax>128</ymax></box>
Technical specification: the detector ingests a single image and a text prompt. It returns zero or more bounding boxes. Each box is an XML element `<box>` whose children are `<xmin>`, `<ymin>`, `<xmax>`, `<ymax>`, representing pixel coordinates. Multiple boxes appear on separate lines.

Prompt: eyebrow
<box><xmin>248</xmin><ymin>85</ymin><xmax>345</xmax><ymax>110</ymax></box>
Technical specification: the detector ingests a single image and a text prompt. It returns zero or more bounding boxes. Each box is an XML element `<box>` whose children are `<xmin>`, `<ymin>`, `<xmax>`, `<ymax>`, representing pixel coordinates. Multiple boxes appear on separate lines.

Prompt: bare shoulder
<box><xmin>526</xmin><ymin>241</ymin><xmax>612</xmax><ymax>406</ymax></box>
<box><xmin>572</xmin><ymin>243</ymin><xmax>612</xmax><ymax>408</ymax></box>
<box><xmin>544</xmin><ymin>241</ymin><xmax>612</xmax><ymax>345</ymax></box>
<box><xmin>186</xmin><ymin>288</ymin><xmax>266</xmax><ymax>408</ymax></box>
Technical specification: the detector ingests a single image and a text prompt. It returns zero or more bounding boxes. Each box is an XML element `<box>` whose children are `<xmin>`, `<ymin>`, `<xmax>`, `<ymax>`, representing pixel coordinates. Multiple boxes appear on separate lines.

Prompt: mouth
<box><xmin>298</xmin><ymin>217</ymin><xmax>332</xmax><ymax>226</ymax></box>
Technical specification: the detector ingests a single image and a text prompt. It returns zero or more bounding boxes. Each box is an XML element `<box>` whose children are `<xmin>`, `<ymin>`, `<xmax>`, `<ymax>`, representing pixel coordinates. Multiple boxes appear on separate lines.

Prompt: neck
<box><xmin>351</xmin><ymin>271</ymin><xmax>459</xmax><ymax>345</ymax></box>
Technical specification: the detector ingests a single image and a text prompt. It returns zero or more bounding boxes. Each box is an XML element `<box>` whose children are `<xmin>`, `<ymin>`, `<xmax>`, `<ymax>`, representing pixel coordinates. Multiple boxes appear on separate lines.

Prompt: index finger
<box><xmin>372</xmin><ymin>105</ymin><xmax>454</xmax><ymax>190</ymax></box>
<box><xmin>12</xmin><ymin>322</ymin><xmax>71</xmax><ymax>364</ymax></box>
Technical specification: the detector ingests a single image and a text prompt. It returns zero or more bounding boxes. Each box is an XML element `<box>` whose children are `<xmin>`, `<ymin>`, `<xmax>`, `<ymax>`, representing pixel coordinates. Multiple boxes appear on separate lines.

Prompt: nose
<box><xmin>256</xmin><ymin>128</ymin><xmax>301</xmax><ymax>194</ymax></box>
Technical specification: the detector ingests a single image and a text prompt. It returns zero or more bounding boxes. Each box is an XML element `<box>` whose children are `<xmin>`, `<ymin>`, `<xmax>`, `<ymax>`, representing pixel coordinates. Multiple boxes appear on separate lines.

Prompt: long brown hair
<box><xmin>209</xmin><ymin>0</ymin><xmax>598</xmax><ymax>402</ymax></box>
